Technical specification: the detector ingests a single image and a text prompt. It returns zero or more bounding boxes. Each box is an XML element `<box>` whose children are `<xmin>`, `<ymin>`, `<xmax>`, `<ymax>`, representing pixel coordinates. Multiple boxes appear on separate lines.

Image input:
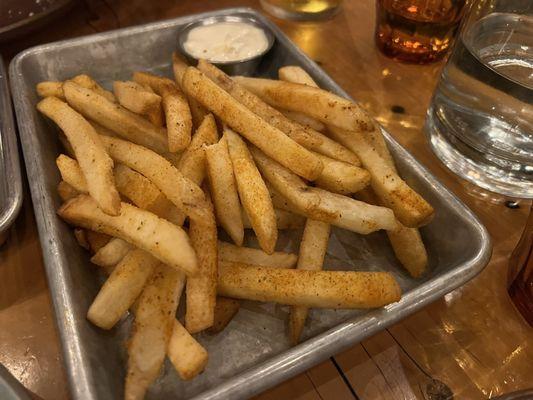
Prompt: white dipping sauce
<box><xmin>184</xmin><ymin>22</ymin><xmax>269</xmax><ymax>63</ymax></box>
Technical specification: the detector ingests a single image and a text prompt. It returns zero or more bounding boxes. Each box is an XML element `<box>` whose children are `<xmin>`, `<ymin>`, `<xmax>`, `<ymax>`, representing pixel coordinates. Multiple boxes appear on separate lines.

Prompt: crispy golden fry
<box><xmin>167</xmin><ymin>320</ymin><xmax>208</xmax><ymax>380</ymax></box>
<box><xmin>113</xmin><ymin>80</ymin><xmax>164</xmax><ymax>127</ymax></box>
<box><xmin>38</xmin><ymin>97</ymin><xmax>121</xmax><ymax>215</ymax></box>
<box><xmin>225</xmin><ymin>128</ymin><xmax>277</xmax><ymax>254</ymax></box>
<box><xmin>234</xmin><ymin>76</ymin><xmax>374</xmax><ymax>132</ymax></box>
<box><xmin>177</xmin><ymin>114</ymin><xmax>219</xmax><ymax>185</ymax></box>
<box><xmin>251</xmin><ymin>147</ymin><xmax>397</xmax><ymax>233</ymax></box>
<box><xmin>171</xmin><ymin>52</ymin><xmax>189</xmax><ymax>87</ymax></box>
<box><xmin>88</xmin><ymin>249</ymin><xmax>158</xmax><ymax>329</ymax></box>
<box><xmin>198</xmin><ymin>59</ymin><xmax>320</xmax><ymax>149</ymax></box>
<box><xmin>278</xmin><ymin>66</ymin><xmax>317</xmax><ymax>87</ymax></box>
<box><xmin>56</xmin><ymin>154</ymin><xmax>87</xmax><ymax>192</ymax></box>
<box><xmin>218</xmin><ymin>241</ymin><xmax>297</xmax><ymax>269</ymax></box>
<box><xmin>58</xmin><ymin>195</ymin><xmax>198</xmax><ymax>276</ymax></box>
<box><xmin>205</xmin><ymin>137</ymin><xmax>244</xmax><ymax>246</ymax></box>
<box><xmin>241</xmin><ymin>207</ymin><xmax>304</xmax><ymax>230</ymax></box>
<box><xmin>182</xmin><ymin>66</ymin><xmax>323</xmax><ymax>180</ymax></box>
<box><xmin>74</xmin><ymin>228</ymin><xmax>89</xmax><ymax>250</ymax></box>
<box><xmin>71</xmin><ymin>74</ymin><xmax>116</xmax><ymax>103</ymax></box>
<box><xmin>125</xmin><ymin>264</ymin><xmax>184</xmax><ymax>400</ymax></box>
<box><xmin>62</xmin><ymin>81</ymin><xmax>168</xmax><ymax>154</ymax></box>
<box><xmin>218</xmin><ymin>263</ymin><xmax>401</xmax><ymax>308</ymax></box>
<box><xmin>57</xmin><ymin>180</ymin><xmax>79</xmax><ymax>201</ymax></box>
<box><xmin>289</xmin><ymin>220</ymin><xmax>331</xmax><ymax>344</ymax></box>
<box><xmin>327</xmin><ymin>126</ymin><xmax>434</xmax><ymax>227</ymax></box>
<box><xmin>36</xmin><ymin>81</ymin><xmax>64</xmax><ymax>99</ymax></box>
<box><xmin>90</xmin><ymin>237</ymin><xmax>133</xmax><ymax>267</ymax></box>
<box><xmin>280</xmin><ymin>109</ymin><xmax>325</xmax><ymax>132</ymax></box>
<box><xmin>186</xmin><ymin>197</ymin><xmax>218</xmax><ymax>333</ymax></box>
<box><xmin>86</xmin><ymin>230</ymin><xmax>111</xmax><ymax>253</ymax></box>
<box><xmin>133</xmin><ymin>71</ymin><xmax>192</xmax><ymax>152</ymax></box>
<box><xmin>313</xmin><ymin>152</ymin><xmax>370</xmax><ymax>194</ymax></box>
<box><xmin>99</xmin><ymin>135</ymin><xmax>207</xmax><ymax>220</ymax></box>
<box><xmin>207</xmin><ymin>297</ymin><xmax>240</xmax><ymax>334</ymax></box>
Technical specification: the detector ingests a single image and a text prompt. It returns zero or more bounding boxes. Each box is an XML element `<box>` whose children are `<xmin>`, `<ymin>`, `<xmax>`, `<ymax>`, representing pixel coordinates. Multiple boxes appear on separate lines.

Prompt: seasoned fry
<box><xmin>87</xmin><ymin>249</ymin><xmax>158</xmax><ymax>329</ymax></box>
<box><xmin>62</xmin><ymin>81</ymin><xmax>168</xmax><ymax>154</ymax></box>
<box><xmin>225</xmin><ymin>128</ymin><xmax>277</xmax><ymax>254</ymax></box>
<box><xmin>218</xmin><ymin>263</ymin><xmax>401</xmax><ymax>308</ymax></box>
<box><xmin>56</xmin><ymin>154</ymin><xmax>87</xmax><ymax>192</ymax></box>
<box><xmin>58</xmin><ymin>195</ymin><xmax>198</xmax><ymax>276</ymax></box>
<box><xmin>38</xmin><ymin>97</ymin><xmax>121</xmax><ymax>215</ymax></box>
<box><xmin>86</xmin><ymin>230</ymin><xmax>111</xmax><ymax>253</ymax></box>
<box><xmin>234</xmin><ymin>76</ymin><xmax>374</xmax><ymax>132</ymax></box>
<box><xmin>241</xmin><ymin>207</ymin><xmax>304</xmax><ymax>230</ymax></box>
<box><xmin>327</xmin><ymin>126</ymin><xmax>434</xmax><ymax>227</ymax></box>
<box><xmin>177</xmin><ymin>113</ymin><xmax>218</xmax><ymax>185</ymax></box>
<box><xmin>313</xmin><ymin>152</ymin><xmax>370</xmax><ymax>194</ymax></box>
<box><xmin>74</xmin><ymin>228</ymin><xmax>89</xmax><ymax>250</ymax></box>
<box><xmin>113</xmin><ymin>81</ymin><xmax>164</xmax><ymax>127</ymax></box>
<box><xmin>167</xmin><ymin>320</ymin><xmax>208</xmax><ymax>380</ymax></box>
<box><xmin>133</xmin><ymin>71</ymin><xmax>192</xmax><ymax>152</ymax></box>
<box><xmin>280</xmin><ymin>109</ymin><xmax>325</xmax><ymax>132</ymax></box>
<box><xmin>57</xmin><ymin>180</ymin><xmax>79</xmax><ymax>201</ymax></box>
<box><xmin>289</xmin><ymin>220</ymin><xmax>331</xmax><ymax>344</ymax></box>
<box><xmin>182</xmin><ymin>66</ymin><xmax>323</xmax><ymax>180</ymax></box>
<box><xmin>186</xmin><ymin>197</ymin><xmax>218</xmax><ymax>333</ymax></box>
<box><xmin>99</xmin><ymin>135</ymin><xmax>207</xmax><ymax>220</ymax></box>
<box><xmin>36</xmin><ymin>81</ymin><xmax>64</xmax><ymax>99</ymax></box>
<box><xmin>71</xmin><ymin>74</ymin><xmax>116</xmax><ymax>103</ymax></box>
<box><xmin>205</xmin><ymin>137</ymin><xmax>243</xmax><ymax>246</ymax></box>
<box><xmin>198</xmin><ymin>59</ymin><xmax>320</xmax><ymax>149</ymax></box>
<box><xmin>207</xmin><ymin>297</ymin><xmax>241</xmax><ymax>334</ymax></box>
<box><xmin>171</xmin><ymin>52</ymin><xmax>189</xmax><ymax>87</ymax></box>
<box><xmin>125</xmin><ymin>264</ymin><xmax>184</xmax><ymax>400</ymax></box>
<box><xmin>252</xmin><ymin>147</ymin><xmax>397</xmax><ymax>233</ymax></box>
<box><xmin>278</xmin><ymin>66</ymin><xmax>318</xmax><ymax>87</ymax></box>
<box><xmin>218</xmin><ymin>241</ymin><xmax>297</xmax><ymax>269</ymax></box>
<box><xmin>90</xmin><ymin>237</ymin><xmax>133</xmax><ymax>267</ymax></box>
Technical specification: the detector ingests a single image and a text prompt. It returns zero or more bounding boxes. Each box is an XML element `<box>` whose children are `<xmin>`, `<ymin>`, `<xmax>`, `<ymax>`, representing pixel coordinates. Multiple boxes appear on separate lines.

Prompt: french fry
<box><xmin>58</xmin><ymin>195</ymin><xmax>198</xmax><ymax>276</ymax></box>
<box><xmin>251</xmin><ymin>147</ymin><xmax>397</xmax><ymax>233</ymax></box>
<box><xmin>327</xmin><ymin>126</ymin><xmax>434</xmax><ymax>227</ymax></box>
<box><xmin>205</xmin><ymin>137</ymin><xmax>244</xmax><ymax>246</ymax></box>
<box><xmin>36</xmin><ymin>81</ymin><xmax>64</xmax><ymax>99</ymax></box>
<box><xmin>86</xmin><ymin>230</ymin><xmax>111</xmax><ymax>253</ymax></box>
<box><xmin>280</xmin><ymin>109</ymin><xmax>325</xmax><ymax>132</ymax></box>
<box><xmin>71</xmin><ymin>74</ymin><xmax>116</xmax><ymax>103</ymax></box>
<box><xmin>167</xmin><ymin>320</ymin><xmax>208</xmax><ymax>380</ymax></box>
<box><xmin>218</xmin><ymin>263</ymin><xmax>401</xmax><ymax>308</ymax></box>
<box><xmin>87</xmin><ymin>249</ymin><xmax>159</xmax><ymax>329</ymax></box>
<box><xmin>90</xmin><ymin>237</ymin><xmax>133</xmax><ymax>267</ymax></box>
<box><xmin>225</xmin><ymin>128</ymin><xmax>277</xmax><ymax>254</ymax></box>
<box><xmin>113</xmin><ymin>81</ymin><xmax>164</xmax><ymax>127</ymax></box>
<box><xmin>186</xmin><ymin>197</ymin><xmax>218</xmax><ymax>333</ymax></box>
<box><xmin>241</xmin><ymin>207</ymin><xmax>305</xmax><ymax>230</ymax></box>
<box><xmin>125</xmin><ymin>264</ymin><xmax>184</xmax><ymax>400</ymax></box>
<box><xmin>74</xmin><ymin>228</ymin><xmax>89</xmax><ymax>250</ymax></box>
<box><xmin>198</xmin><ymin>59</ymin><xmax>320</xmax><ymax>149</ymax></box>
<box><xmin>177</xmin><ymin>113</ymin><xmax>219</xmax><ymax>185</ymax></box>
<box><xmin>219</xmin><ymin>241</ymin><xmax>297</xmax><ymax>269</ymax></box>
<box><xmin>234</xmin><ymin>76</ymin><xmax>374</xmax><ymax>132</ymax></box>
<box><xmin>56</xmin><ymin>154</ymin><xmax>87</xmax><ymax>192</ymax></box>
<box><xmin>57</xmin><ymin>180</ymin><xmax>79</xmax><ymax>201</ymax></box>
<box><xmin>133</xmin><ymin>71</ymin><xmax>192</xmax><ymax>152</ymax></box>
<box><xmin>171</xmin><ymin>52</ymin><xmax>189</xmax><ymax>87</ymax></box>
<box><xmin>99</xmin><ymin>135</ymin><xmax>207</xmax><ymax>220</ymax></box>
<box><xmin>289</xmin><ymin>220</ymin><xmax>331</xmax><ymax>344</ymax></box>
<box><xmin>313</xmin><ymin>152</ymin><xmax>370</xmax><ymax>194</ymax></box>
<box><xmin>182</xmin><ymin>66</ymin><xmax>323</xmax><ymax>180</ymax></box>
<box><xmin>278</xmin><ymin>66</ymin><xmax>318</xmax><ymax>87</ymax></box>
<box><xmin>207</xmin><ymin>297</ymin><xmax>241</xmax><ymax>334</ymax></box>
<box><xmin>38</xmin><ymin>97</ymin><xmax>121</xmax><ymax>215</ymax></box>
<box><xmin>62</xmin><ymin>81</ymin><xmax>168</xmax><ymax>154</ymax></box>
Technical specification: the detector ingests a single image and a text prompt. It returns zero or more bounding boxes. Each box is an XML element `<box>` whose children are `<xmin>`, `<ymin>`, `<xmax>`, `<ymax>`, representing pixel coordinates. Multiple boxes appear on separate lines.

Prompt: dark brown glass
<box><xmin>508</xmin><ymin>205</ymin><xmax>533</xmax><ymax>326</ymax></box>
<box><xmin>375</xmin><ymin>0</ymin><xmax>467</xmax><ymax>64</ymax></box>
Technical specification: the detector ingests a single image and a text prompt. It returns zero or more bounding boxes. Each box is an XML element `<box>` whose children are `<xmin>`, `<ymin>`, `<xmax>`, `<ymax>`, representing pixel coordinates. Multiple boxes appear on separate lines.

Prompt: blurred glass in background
<box><xmin>375</xmin><ymin>0</ymin><xmax>468</xmax><ymax>63</ymax></box>
<box><xmin>260</xmin><ymin>0</ymin><xmax>342</xmax><ymax>20</ymax></box>
<box><xmin>426</xmin><ymin>0</ymin><xmax>533</xmax><ymax>198</ymax></box>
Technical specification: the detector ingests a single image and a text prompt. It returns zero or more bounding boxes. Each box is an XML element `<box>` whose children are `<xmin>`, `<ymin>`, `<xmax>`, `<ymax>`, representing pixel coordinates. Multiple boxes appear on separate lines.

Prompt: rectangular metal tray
<box><xmin>9</xmin><ymin>7</ymin><xmax>491</xmax><ymax>400</ymax></box>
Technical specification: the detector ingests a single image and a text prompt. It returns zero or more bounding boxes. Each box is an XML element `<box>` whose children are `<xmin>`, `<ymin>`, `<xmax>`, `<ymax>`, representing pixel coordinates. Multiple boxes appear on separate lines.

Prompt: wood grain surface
<box><xmin>1</xmin><ymin>1</ymin><xmax>531</xmax><ymax>399</ymax></box>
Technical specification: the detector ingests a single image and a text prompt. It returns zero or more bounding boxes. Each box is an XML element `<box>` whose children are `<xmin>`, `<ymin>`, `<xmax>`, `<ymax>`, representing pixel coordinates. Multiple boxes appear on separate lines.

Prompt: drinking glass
<box><xmin>260</xmin><ymin>0</ymin><xmax>342</xmax><ymax>21</ymax></box>
<box><xmin>425</xmin><ymin>0</ymin><xmax>533</xmax><ymax>198</ymax></box>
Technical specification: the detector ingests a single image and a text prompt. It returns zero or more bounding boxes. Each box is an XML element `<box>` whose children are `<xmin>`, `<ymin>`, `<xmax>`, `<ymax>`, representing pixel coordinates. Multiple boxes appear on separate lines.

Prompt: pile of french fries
<box><xmin>36</xmin><ymin>54</ymin><xmax>433</xmax><ymax>399</ymax></box>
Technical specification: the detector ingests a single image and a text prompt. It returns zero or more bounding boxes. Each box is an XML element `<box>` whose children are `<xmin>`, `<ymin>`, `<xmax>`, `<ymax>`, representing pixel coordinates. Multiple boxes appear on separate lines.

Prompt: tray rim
<box><xmin>8</xmin><ymin>7</ymin><xmax>492</xmax><ymax>400</ymax></box>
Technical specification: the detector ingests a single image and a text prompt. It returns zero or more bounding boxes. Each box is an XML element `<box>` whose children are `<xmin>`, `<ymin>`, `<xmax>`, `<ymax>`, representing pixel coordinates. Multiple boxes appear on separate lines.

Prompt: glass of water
<box><xmin>425</xmin><ymin>0</ymin><xmax>533</xmax><ymax>198</ymax></box>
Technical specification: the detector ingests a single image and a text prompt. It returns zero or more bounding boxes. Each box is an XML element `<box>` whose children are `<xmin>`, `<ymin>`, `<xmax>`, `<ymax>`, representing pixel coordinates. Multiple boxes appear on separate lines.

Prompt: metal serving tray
<box><xmin>0</xmin><ymin>58</ymin><xmax>23</xmax><ymax>244</ymax></box>
<box><xmin>9</xmin><ymin>8</ymin><xmax>491</xmax><ymax>400</ymax></box>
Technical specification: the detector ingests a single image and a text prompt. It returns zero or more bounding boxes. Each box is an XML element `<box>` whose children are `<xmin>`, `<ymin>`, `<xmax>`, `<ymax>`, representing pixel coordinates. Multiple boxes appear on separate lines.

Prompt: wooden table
<box><xmin>1</xmin><ymin>1</ymin><xmax>531</xmax><ymax>399</ymax></box>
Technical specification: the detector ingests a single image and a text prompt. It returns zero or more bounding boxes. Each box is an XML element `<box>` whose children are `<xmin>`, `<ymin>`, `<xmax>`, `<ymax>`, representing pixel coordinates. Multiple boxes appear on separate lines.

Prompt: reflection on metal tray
<box><xmin>0</xmin><ymin>58</ymin><xmax>23</xmax><ymax>245</ymax></box>
<box><xmin>9</xmin><ymin>7</ymin><xmax>492</xmax><ymax>400</ymax></box>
